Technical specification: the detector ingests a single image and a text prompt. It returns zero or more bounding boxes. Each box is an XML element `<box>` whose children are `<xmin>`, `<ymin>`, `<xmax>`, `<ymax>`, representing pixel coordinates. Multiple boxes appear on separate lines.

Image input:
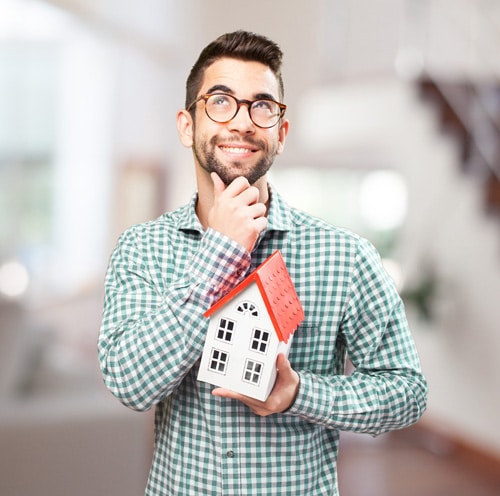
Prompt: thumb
<box><xmin>275</xmin><ymin>353</ymin><xmax>300</xmax><ymax>408</ymax></box>
<box><xmin>211</xmin><ymin>172</ymin><xmax>226</xmax><ymax>196</ymax></box>
<box><xmin>276</xmin><ymin>353</ymin><xmax>292</xmax><ymax>378</ymax></box>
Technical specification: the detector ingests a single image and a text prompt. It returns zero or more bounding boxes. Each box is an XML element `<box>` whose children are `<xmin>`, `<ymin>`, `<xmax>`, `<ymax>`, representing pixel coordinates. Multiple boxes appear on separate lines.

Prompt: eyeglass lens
<box><xmin>205</xmin><ymin>94</ymin><xmax>282</xmax><ymax>128</ymax></box>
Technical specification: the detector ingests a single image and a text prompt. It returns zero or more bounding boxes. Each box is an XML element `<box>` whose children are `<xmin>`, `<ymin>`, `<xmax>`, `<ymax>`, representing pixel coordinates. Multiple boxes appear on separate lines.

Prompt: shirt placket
<box><xmin>219</xmin><ymin>399</ymin><xmax>242</xmax><ymax>495</ymax></box>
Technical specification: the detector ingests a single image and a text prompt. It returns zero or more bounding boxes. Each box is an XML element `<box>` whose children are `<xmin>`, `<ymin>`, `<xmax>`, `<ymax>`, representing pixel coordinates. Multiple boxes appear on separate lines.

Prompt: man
<box><xmin>98</xmin><ymin>30</ymin><xmax>427</xmax><ymax>495</ymax></box>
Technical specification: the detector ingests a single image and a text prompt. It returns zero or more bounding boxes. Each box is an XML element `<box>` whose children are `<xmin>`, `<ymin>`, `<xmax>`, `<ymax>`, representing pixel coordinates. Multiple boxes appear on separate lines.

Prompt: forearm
<box><xmin>283</xmin><ymin>236</ymin><xmax>427</xmax><ymax>434</ymax></box>
<box><xmin>286</xmin><ymin>302</ymin><xmax>428</xmax><ymax>434</ymax></box>
<box><xmin>286</xmin><ymin>365</ymin><xmax>427</xmax><ymax>435</ymax></box>
<box><xmin>98</xmin><ymin>228</ymin><xmax>249</xmax><ymax>411</ymax></box>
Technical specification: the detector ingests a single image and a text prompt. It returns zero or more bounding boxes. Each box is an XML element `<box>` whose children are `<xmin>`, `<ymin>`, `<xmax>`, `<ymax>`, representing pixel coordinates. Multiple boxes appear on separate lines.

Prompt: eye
<box><xmin>209</xmin><ymin>94</ymin><xmax>232</xmax><ymax>107</ymax></box>
<box><xmin>253</xmin><ymin>100</ymin><xmax>277</xmax><ymax>114</ymax></box>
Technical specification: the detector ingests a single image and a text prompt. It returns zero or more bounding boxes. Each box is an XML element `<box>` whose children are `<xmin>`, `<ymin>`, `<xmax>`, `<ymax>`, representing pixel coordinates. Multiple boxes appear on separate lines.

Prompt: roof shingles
<box><xmin>205</xmin><ymin>251</ymin><xmax>304</xmax><ymax>343</ymax></box>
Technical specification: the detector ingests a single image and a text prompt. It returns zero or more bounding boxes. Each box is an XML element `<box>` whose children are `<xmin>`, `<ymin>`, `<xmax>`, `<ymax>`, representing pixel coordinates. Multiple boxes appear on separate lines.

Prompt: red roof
<box><xmin>204</xmin><ymin>251</ymin><xmax>304</xmax><ymax>343</ymax></box>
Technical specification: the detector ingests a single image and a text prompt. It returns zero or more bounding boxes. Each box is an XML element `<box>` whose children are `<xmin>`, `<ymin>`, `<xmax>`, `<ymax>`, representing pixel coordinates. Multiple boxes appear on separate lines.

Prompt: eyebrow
<box><xmin>205</xmin><ymin>84</ymin><xmax>278</xmax><ymax>102</ymax></box>
<box><xmin>206</xmin><ymin>84</ymin><xmax>233</xmax><ymax>94</ymax></box>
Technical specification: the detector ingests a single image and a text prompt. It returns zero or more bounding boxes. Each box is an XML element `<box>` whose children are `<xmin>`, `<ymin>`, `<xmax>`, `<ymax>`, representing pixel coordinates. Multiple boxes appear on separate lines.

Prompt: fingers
<box><xmin>212</xmin><ymin>174</ymin><xmax>258</xmax><ymax>204</ymax></box>
<box><xmin>211</xmin><ymin>388</ymin><xmax>270</xmax><ymax>416</ymax></box>
<box><xmin>211</xmin><ymin>173</ymin><xmax>249</xmax><ymax>196</ymax></box>
<box><xmin>208</xmin><ymin>173</ymin><xmax>268</xmax><ymax>252</ymax></box>
<box><xmin>211</xmin><ymin>354</ymin><xmax>299</xmax><ymax>417</ymax></box>
<box><xmin>211</xmin><ymin>172</ymin><xmax>226</xmax><ymax>196</ymax></box>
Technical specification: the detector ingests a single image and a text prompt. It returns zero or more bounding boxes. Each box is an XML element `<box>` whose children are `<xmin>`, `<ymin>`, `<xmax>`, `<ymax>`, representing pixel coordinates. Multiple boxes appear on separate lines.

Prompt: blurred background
<box><xmin>1</xmin><ymin>0</ymin><xmax>499</xmax><ymax>494</ymax></box>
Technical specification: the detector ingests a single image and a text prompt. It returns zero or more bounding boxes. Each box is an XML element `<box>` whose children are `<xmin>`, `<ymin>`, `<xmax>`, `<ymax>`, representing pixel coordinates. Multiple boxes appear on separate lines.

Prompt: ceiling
<box><xmin>39</xmin><ymin>0</ymin><xmax>500</xmax><ymax>86</ymax></box>
<box><xmin>3</xmin><ymin>0</ymin><xmax>498</xmax><ymax>166</ymax></box>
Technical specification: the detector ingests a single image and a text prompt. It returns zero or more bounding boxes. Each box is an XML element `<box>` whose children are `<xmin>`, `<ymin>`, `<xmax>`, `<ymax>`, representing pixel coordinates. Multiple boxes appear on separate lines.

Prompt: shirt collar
<box><xmin>266</xmin><ymin>183</ymin><xmax>292</xmax><ymax>232</ymax></box>
<box><xmin>177</xmin><ymin>183</ymin><xmax>292</xmax><ymax>234</ymax></box>
<box><xmin>177</xmin><ymin>193</ymin><xmax>204</xmax><ymax>233</ymax></box>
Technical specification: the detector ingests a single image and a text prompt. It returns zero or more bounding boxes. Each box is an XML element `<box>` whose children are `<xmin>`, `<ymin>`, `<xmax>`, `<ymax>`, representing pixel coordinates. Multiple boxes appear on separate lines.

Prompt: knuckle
<box><xmin>235</xmin><ymin>176</ymin><xmax>250</xmax><ymax>189</ymax></box>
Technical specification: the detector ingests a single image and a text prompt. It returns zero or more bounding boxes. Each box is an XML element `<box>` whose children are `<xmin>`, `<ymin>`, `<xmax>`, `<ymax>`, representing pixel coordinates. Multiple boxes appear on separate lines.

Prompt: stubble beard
<box><xmin>193</xmin><ymin>134</ymin><xmax>278</xmax><ymax>186</ymax></box>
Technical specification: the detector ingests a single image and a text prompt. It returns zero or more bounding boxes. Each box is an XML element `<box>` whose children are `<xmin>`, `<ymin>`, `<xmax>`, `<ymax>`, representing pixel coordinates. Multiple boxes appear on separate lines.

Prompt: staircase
<box><xmin>418</xmin><ymin>77</ymin><xmax>500</xmax><ymax>217</ymax></box>
<box><xmin>395</xmin><ymin>73</ymin><xmax>500</xmax><ymax>458</ymax></box>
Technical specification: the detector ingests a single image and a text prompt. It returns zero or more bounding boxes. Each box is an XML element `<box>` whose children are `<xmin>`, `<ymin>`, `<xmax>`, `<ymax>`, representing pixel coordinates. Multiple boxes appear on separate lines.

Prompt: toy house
<box><xmin>197</xmin><ymin>250</ymin><xmax>304</xmax><ymax>401</ymax></box>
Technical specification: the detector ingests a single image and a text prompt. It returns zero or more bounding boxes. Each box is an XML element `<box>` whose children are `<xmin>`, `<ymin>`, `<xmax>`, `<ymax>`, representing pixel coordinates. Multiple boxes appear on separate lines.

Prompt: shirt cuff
<box><xmin>284</xmin><ymin>371</ymin><xmax>334</xmax><ymax>424</ymax></box>
<box><xmin>188</xmin><ymin>227</ymin><xmax>251</xmax><ymax>305</ymax></box>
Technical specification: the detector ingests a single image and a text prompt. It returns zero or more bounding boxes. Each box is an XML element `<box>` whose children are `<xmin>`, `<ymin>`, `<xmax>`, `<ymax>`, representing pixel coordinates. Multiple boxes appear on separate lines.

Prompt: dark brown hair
<box><xmin>185</xmin><ymin>30</ymin><xmax>285</xmax><ymax>111</ymax></box>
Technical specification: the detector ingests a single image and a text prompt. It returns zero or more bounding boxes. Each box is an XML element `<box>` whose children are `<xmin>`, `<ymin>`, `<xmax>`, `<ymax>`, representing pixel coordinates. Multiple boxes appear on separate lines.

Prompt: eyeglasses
<box><xmin>187</xmin><ymin>93</ymin><xmax>286</xmax><ymax>129</ymax></box>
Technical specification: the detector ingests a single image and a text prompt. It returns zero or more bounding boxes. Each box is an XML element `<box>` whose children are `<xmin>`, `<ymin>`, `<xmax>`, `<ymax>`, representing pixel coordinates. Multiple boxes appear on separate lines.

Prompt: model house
<box><xmin>197</xmin><ymin>251</ymin><xmax>304</xmax><ymax>401</ymax></box>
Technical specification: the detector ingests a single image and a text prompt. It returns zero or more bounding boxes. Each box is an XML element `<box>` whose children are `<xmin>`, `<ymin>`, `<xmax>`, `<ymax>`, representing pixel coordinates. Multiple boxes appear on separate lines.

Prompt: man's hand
<box><xmin>211</xmin><ymin>354</ymin><xmax>299</xmax><ymax>416</ymax></box>
<box><xmin>207</xmin><ymin>173</ymin><xmax>268</xmax><ymax>253</ymax></box>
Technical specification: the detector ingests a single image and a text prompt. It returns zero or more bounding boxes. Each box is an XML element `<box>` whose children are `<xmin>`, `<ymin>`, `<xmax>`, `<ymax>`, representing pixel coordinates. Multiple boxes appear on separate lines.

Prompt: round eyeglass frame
<box><xmin>187</xmin><ymin>93</ymin><xmax>287</xmax><ymax>129</ymax></box>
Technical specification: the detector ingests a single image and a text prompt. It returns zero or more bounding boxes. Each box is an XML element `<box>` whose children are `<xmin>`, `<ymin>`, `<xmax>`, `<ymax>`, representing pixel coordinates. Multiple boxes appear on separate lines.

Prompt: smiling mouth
<box><xmin>219</xmin><ymin>145</ymin><xmax>257</xmax><ymax>154</ymax></box>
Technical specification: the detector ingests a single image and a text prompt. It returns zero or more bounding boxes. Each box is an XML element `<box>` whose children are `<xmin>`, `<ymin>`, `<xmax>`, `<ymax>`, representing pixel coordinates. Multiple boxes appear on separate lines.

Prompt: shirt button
<box><xmin>226</xmin><ymin>450</ymin><xmax>235</xmax><ymax>458</ymax></box>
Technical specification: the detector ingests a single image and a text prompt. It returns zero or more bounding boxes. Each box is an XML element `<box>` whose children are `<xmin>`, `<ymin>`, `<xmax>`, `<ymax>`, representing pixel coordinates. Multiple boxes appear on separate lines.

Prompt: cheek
<box><xmin>193</xmin><ymin>120</ymin><xmax>222</xmax><ymax>144</ymax></box>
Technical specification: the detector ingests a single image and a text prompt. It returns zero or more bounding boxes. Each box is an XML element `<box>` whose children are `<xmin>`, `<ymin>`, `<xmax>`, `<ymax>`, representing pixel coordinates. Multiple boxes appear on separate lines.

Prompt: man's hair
<box><xmin>185</xmin><ymin>30</ymin><xmax>285</xmax><ymax>111</ymax></box>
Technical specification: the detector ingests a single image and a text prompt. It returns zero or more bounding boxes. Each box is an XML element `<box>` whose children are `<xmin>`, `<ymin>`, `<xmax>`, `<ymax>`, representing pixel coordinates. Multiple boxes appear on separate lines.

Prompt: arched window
<box><xmin>236</xmin><ymin>301</ymin><xmax>259</xmax><ymax>318</ymax></box>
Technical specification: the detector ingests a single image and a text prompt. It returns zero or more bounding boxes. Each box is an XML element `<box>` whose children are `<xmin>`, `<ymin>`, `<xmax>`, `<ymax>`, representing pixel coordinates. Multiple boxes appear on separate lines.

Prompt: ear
<box><xmin>176</xmin><ymin>109</ymin><xmax>194</xmax><ymax>147</ymax></box>
<box><xmin>276</xmin><ymin>118</ymin><xmax>289</xmax><ymax>155</ymax></box>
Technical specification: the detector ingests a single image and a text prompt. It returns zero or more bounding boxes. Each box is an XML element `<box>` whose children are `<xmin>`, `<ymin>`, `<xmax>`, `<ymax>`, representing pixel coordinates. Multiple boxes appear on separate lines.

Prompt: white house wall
<box><xmin>198</xmin><ymin>284</ymin><xmax>292</xmax><ymax>401</ymax></box>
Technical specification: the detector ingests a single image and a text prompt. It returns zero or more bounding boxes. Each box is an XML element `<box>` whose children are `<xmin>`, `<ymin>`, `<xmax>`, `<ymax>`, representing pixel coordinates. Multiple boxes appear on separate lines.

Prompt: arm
<box><xmin>287</xmin><ymin>238</ymin><xmax>427</xmax><ymax>435</ymax></box>
<box><xmin>97</xmin><ymin>226</ymin><xmax>250</xmax><ymax>412</ymax></box>
<box><xmin>98</xmin><ymin>174</ymin><xmax>266</xmax><ymax>412</ymax></box>
<box><xmin>217</xmin><ymin>238</ymin><xmax>427</xmax><ymax>434</ymax></box>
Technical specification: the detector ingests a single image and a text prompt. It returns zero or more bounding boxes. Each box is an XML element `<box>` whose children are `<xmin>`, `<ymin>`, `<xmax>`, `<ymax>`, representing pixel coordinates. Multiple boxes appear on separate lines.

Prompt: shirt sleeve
<box><xmin>286</xmin><ymin>237</ymin><xmax>428</xmax><ymax>436</ymax></box>
<box><xmin>97</xmin><ymin>226</ymin><xmax>250</xmax><ymax>412</ymax></box>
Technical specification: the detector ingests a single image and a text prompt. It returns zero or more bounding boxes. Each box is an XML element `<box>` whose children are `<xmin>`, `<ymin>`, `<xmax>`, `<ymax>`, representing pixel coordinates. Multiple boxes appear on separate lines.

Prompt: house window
<box><xmin>236</xmin><ymin>301</ymin><xmax>259</xmax><ymax>318</ymax></box>
<box><xmin>208</xmin><ymin>349</ymin><xmax>228</xmax><ymax>374</ymax></box>
<box><xmin>250</xmin><ymin>328</ymin><xmax>270</xmax><ymax>354</ymax></box>
<box><xmin>242</xmin><ymin>359</ymin><xmax>263</xmax><ymax>385</ymax></box>
<box><xmin>216</xmin><ymin>318</ymin><xmax>235</xmax><ymax>342</ymax></box>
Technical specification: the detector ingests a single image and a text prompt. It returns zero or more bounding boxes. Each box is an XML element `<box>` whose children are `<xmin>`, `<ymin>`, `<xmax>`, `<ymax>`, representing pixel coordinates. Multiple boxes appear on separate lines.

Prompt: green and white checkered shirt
<box><xmin>98</xmin><ymin>185</ymin><xmax>427</xmax><ymax>495</ymax></box>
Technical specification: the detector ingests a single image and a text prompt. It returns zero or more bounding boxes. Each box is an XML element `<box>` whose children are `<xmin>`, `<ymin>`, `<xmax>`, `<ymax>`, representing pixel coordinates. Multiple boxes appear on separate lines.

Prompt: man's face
<box><xmin>190</xmin><ymin>58</ymin><xmax>288</xmax><ymax>186</ymax></box>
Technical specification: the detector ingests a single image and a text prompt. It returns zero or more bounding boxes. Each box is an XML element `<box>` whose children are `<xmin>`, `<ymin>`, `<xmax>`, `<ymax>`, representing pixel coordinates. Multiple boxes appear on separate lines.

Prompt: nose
<box><xmin>228</xmin><ymin>103</ymin><xmax>255</xmax><ymax>133</ymax></box>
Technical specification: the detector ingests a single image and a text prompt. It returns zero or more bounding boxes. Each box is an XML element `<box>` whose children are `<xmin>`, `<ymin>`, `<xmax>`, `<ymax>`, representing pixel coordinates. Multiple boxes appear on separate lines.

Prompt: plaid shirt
<box><xmin>98</xmin><ymin>186</ymin><xmax>427</xmax><ymax>496</ymax></box>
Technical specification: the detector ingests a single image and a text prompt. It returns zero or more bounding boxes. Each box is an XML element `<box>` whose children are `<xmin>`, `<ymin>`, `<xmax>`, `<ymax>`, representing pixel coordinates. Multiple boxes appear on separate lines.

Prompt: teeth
<box><xmin>220</xmin><ymin>146</ymin><xmax>252</xmax><ymax>153</ymax></box>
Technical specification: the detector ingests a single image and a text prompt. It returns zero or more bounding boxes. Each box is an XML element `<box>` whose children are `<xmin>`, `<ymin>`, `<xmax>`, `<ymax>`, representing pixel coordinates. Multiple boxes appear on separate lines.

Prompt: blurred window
<box><xmin>0</xmin><ymin>41</ymin><xmax>58</xmax><ymax>279</ymax></box>
<box><xmin>270</xmin><ymin>168</ymin><xmax>407</xmax><ymax>257</ymax></box>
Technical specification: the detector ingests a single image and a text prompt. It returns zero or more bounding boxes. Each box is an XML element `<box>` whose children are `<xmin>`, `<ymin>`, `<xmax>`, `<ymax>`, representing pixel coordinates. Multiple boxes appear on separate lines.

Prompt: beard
<box><xmin>192</xmin><ymin>133</ymin><xmax>279</xmax><ymax>186</ymax></box>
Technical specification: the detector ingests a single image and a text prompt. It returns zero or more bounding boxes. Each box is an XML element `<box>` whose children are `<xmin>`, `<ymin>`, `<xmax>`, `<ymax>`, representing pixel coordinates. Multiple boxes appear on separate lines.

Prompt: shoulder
<box><xmin>288</xmin><ymin>203</ymin><xmax>367</xmax><ymax>250</ymax></box>
<box><xmin>279</xmin><ymin>200</ymin><xmax>384</xmax><ymax>280</ymax></box>
<box><xmin>114</xmin><ymin>200</ymin><xmax>195</xmax><ymax>252</ymax></box>
<box><xmin>119</xmin><ymin>213</ymin><xmax>174</xmax><ymax>242</ymax></box>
